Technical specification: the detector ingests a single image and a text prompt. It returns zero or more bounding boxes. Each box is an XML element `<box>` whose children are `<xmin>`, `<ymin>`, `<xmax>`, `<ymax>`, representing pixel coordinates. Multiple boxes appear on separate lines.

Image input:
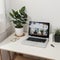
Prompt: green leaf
<box><xmin>19</xmin><ymin>6</ymin><xmax>25</xmax><ymax>14</ymax></box>
<box><xmin>24</xmin><ymin>19</ymin><xmax>27</xmax><ymax>21</ymax></box>
<box><xmin>15</xmin><ymin>25</ymin><xmax>23</xmax><ymax>28</ymax></box>
<box><xmin>12</xmin><ymin>9</ymin><xmax>17</xmax><ymax>18</ymax></box>
<box><xmin>12</xmin><ymin>9</ymin><xmax>16</xmax><ymax>15</ymax></box>
<box><xmin>9</xmin><ymin>12</ymin><xmax>15</xmax><ymax>18</ymax></box>
<box><xmin>55</xmin><ymin>30</ymin><xmax>60</xmax><ymax>36</ymax></box>
<box><xmin>15</xmin><ymin>11</ymin><xmax>21</xmax><ymax>18</ymax></box>
<box><xmin>13</xmin><ymin>21</ymin><xmax>17</xmax><ymax>24</ymax></box>
<box><xmin>21</xmin><ymin>6</ymin><xmax>25</xmax><ymax>12</ymax></box>
<box><xmin>22</xmin><ymin>21</ymin><xmax>26</xmax><ymax>24</ymax></box>
<box><xmin>23</xmin><ymin>12</ymin><xmax>27</xmax><ymax>18</ymax></box>
<box><xmin>15</xmin><ymin>11</ymin><xmax>18</xmax><ymax>15</ymax></box>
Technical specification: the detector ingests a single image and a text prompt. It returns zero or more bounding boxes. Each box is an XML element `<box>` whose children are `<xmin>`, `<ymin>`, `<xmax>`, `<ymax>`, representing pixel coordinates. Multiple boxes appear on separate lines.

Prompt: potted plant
<box><xmin>40</xmin><ymin>30</ymin><xmax>44</xmax><ymax>35</ymax></box>
<box><xmin>54</xmin><ymin>29</ymin><xmax>60</xmax><ymax>42</ymax></box>
<box><xmin>9</xmin><ymin>6</ymin><xmax>28</xmax><ymax>36</ymax></box>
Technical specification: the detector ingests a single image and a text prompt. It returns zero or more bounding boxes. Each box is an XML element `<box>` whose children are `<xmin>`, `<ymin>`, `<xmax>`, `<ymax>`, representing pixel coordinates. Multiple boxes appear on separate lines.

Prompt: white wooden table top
<box><xmin>0</xmin><ymin>33</ymin><xmax>60</xmax><ymax>60</ymax></box>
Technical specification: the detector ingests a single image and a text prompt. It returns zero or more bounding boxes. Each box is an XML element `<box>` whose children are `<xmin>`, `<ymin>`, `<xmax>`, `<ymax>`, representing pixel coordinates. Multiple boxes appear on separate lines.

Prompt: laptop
<box><xmin>22</xmin><ymin>21</ymin><xmax>50</xmax><ymax>48</ymax></box>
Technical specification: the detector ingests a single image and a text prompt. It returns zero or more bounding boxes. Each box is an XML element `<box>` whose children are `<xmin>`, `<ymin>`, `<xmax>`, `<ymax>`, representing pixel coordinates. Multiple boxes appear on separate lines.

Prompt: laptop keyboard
<box><xmin>27</xmin><ymin>37</ymin><xmax>46</xmax><ymax>43</ymax></box>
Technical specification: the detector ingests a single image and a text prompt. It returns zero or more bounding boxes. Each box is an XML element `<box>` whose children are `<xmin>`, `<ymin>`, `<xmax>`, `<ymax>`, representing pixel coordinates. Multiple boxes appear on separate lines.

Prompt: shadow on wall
<box><xmin>0</xmin><ymin>25</ymin><xmax>14</xmax><ymax>42</ymax></box>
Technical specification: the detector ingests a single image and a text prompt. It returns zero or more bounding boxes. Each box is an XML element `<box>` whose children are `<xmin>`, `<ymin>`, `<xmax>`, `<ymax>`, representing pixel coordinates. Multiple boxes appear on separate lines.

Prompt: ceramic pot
<box><xmin>15</xmin><ymin>28</ymin><xmax>23</xmax><ymax>36</ymax></box>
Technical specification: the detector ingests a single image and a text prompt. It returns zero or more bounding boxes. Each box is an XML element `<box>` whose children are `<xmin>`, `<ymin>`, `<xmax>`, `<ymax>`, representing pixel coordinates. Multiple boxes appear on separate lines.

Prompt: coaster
<box><xmin>15</xmin><ymin>33</ymin><xmax>25</xmax><ymax>37</ymax></box>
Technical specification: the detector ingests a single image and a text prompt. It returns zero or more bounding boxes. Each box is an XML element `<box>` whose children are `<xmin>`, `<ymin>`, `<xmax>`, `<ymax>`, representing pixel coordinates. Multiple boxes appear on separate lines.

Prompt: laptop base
<box><xmin>22</xmin><ymin>38</ymin><xmax>49</xmax><ymax>48</ymax></box>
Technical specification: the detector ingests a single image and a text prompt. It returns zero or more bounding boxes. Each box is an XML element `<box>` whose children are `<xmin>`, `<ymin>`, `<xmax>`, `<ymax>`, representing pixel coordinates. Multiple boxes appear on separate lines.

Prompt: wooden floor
<box><xmin>14</xmin><ymin>55</ymin><xmax>36</xmax><ymax>60</ymax></box>
<box><xmin>0</xmin><ymin>55</ymin><xmax>1</xmax><ymax>60</ymax></box>
<box><xmin>0</xmin><ymin>50</ymin><xmax>1</xmax><ymax>60</ymax></box>
<box><xmin>14</xmin><ymin>54</ymin><xmax>49</xmax><ymax>60</ymax></box>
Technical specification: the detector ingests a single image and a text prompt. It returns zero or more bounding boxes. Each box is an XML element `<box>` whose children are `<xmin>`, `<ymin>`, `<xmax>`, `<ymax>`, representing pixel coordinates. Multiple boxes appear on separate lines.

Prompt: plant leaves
<box><xmin>13</xmin><ymin>21</ymin><xmax>17</xmax><ymax>24</ymax></box>
<box><xmin>12</xmin><ymin>9</ymin><xmax>18</xmax><ymax>18</ymax></box>
<box><xmin>19</xmin><ymin>6</ymin><xmax>25</xmax><ymax>14</ymax></box>
<box><xmin>12</xmin><ymin>9</ymin><xmax>16</xmax><ymax>15</ymax></box>
<box><xmin>23</xmin><ymin>12</ymin><xmax>27</xmax><ymax>18</ymax></box>
<box><xmin>9</xmin><ymin>6</ymin><xmax>28</xmax><ymax>28</ymax></box>
<box><xmin>55</xmin><ymin>30</ymin><xmax>60</xmax><ymax>36</ymax></box>
<box><xmin>9</xmin><ymin>12</ymin><xmax>15</xmax><ymax>18</ymax></box>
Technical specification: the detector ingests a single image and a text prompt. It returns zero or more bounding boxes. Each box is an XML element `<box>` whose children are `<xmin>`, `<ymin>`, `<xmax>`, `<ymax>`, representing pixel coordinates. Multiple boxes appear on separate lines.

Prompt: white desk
<box><xmin>0</xmin><ymin>33</ymin><xmax>60</xmax><ymax>60</ymax></box>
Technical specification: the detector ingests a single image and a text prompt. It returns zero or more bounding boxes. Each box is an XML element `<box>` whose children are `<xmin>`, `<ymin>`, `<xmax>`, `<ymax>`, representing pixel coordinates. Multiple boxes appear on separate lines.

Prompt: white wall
<box><xmin>10</xmin><ymin>0</ymin><xmax>60</xmax><ymax>33</ymax></box>
<box><xmin>0</xmin><ymin>0</ymin><xmax>14</xmax><ymax>41</ymax></box>
<box><xmin>0</xmin><ymin>0</ymin><xmax>7</xmax><ymax>33</ymax></box>
<box><xmin>0</xmin><ymin>1</ymin><xmax>14</xmax><ymax>60</ymax></box>
<box><xmin>4</xmin><ymin>0</ymin><xmax>11</xmax><ymax>27</ymax></box>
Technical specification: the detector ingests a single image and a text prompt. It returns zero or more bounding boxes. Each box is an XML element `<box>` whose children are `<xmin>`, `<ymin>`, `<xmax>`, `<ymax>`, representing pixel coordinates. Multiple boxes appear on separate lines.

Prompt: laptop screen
<box><xmin>29</xmin><ymin>21</ymin><xmax>50</xmax><ymax>38</ymax></box>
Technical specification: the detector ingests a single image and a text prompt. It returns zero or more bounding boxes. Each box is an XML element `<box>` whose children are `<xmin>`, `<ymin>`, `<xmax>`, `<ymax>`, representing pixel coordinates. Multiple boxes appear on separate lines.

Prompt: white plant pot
<box><xmin>15</xmin><ymin>28</ymin><xmax>24</xmax><ymax>36</ymax></box>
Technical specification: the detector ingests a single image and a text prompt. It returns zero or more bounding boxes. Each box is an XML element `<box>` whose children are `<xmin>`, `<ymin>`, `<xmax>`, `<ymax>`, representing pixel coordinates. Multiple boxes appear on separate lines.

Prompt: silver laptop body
<box><xmin>22</xmin><ymin>21</ymin><xmax>50</xmax><ymax>48</ymax></box>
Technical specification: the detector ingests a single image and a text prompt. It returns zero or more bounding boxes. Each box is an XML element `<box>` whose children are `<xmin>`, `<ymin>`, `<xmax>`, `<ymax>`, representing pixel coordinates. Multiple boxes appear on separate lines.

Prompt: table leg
<box><xmin>7</xmin><ymin>51</ymin><xmax>11</xmax><ymax>60</ymax></box>
<box><xmin>0</xmin><ymin>50</ymin><xmax>11</xmax><ymax>60</ymax></box>
<box><xmin>0</xmin><ymin>50</ymin><xmax>2</xmax><ymax>60</ymax></box>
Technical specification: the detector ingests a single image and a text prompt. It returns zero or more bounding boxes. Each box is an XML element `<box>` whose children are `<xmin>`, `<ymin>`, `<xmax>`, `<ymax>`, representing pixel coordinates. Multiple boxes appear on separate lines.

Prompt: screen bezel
<box><xmin>29</xmin><ymin>21</ymin><xmax>50</xmax><ymax>38</ymax></box>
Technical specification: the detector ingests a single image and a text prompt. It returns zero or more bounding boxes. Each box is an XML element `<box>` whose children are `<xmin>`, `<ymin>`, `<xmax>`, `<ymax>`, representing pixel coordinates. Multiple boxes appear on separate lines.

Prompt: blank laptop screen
<box><xmin>29</xmin><ymin>21</ymin><xmax>50</xmax><ymax>38</ymax></box>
